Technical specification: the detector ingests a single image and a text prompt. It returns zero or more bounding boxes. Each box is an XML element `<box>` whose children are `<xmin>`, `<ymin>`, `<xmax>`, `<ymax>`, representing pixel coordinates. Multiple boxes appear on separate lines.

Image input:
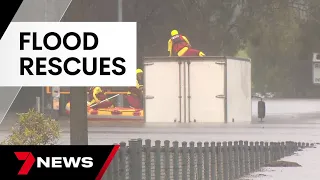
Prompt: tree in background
<box><xmin>122</xmin><ymin>0</ymin><xmax>320</xmax><ymax>97</ymax></box>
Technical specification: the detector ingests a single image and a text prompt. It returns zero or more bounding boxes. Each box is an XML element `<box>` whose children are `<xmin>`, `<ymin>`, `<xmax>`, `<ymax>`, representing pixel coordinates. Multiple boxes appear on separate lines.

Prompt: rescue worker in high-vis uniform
<box><xmin>168</xmin><ymin>29</ymin><xmax>205</xmax><ymax>57</ymax></box>
<box><xmin>126</xmin><ymin>69</ymin><xmax>144</xmax><ymax>109</ymax></box>
<box><xmin>87</xmin><ymin>87</ymin><xmax>113</xmax><ymax>109</ymax></box>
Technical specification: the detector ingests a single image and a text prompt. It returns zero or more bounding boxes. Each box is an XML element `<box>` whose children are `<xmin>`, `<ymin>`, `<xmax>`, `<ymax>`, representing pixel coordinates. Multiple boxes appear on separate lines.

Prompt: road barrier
<box><xmin>104</xmin><ymin>139</ymin><xmax>313</xmax><ymax>180</ymax></box>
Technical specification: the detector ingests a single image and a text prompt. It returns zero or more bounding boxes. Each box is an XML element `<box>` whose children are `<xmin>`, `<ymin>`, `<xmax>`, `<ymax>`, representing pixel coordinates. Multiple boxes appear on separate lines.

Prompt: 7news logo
<box><xmin>15</xmin><ymin>152</ymin><xmax>93</xmax><ymax>175</ymax></box>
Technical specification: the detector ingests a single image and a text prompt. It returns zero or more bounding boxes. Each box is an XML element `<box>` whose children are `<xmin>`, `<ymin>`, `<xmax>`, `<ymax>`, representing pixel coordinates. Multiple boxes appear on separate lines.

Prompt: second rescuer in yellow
<box><xmin>125</xmin><ymin>69</ymin><xmax>144</xmax><ymax>109</ymax></box>
<box><xmin>88</xmin><ymin>87</ymin><xmax>113</xmax><ymax>108</ymax></box>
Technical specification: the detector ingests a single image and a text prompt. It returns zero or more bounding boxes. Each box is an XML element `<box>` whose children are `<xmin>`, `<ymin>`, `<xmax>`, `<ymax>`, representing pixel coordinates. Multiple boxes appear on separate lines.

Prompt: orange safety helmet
<box><xmin>171</xmin><ymin>30</ymin><xmax>179</xmax><ymax>36</ymax></box>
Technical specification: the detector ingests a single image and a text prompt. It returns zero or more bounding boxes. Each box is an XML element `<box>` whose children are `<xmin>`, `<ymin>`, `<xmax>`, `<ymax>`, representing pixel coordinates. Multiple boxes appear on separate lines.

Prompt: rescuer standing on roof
<box><xmin>126</xmin><ymin>69</ymin><xmax>144</xmax><ymax>109</ymax></box>
<box><xmin>168</xmin><ymin>29</ymin><xmax>206</xmax><ymax>57</ymax></box>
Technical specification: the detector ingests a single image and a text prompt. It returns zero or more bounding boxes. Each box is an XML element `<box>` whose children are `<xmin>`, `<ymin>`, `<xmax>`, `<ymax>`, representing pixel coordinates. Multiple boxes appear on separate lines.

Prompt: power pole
<box><xmin>62</xmin><ymin>0</ymin><xmax>89</xmax><ymax>145</ymax></box>
<box><xmin>118</xmin><ymin>0</ymin><xmax>123</xmax><ymax>22</ymax></box>
<box><xmin>70</xmin><ymin>87</ymin><xmax>88</xmax><ymax>145</ymax></box>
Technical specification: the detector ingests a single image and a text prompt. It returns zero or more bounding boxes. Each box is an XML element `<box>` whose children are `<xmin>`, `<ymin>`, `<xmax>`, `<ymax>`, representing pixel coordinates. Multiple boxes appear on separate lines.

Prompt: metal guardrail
<box><xmin>104</xmin><ymin>139</ymin><xmax>313</xmax><ymax>180</ymax></box>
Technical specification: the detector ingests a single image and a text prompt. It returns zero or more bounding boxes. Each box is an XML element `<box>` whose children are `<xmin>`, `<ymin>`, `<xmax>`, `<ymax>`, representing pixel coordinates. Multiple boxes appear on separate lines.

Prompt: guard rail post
<box><xmin>222</xmin><ymin>142</ymin><xmax>229</xmax><ymax>180</ymax></box>
<box><xmin>228</xmin><ymin>141</ymin><xmax>234</xmax><ymax>180</ymax></box>
<box><xmin>189</xmin><ymin>141</ymin><xmax>196</xmax><ymax>180</ymax></box>
<box><xmin>145</xmin><ymin>139</ymin><xmax>152</xmax><ymax>180</ymax></box>
<box><xmin>254</xmin><ymin>141</ymin><xmax>260</xmax><ymax>170</ymax></box>
<box><xmin>238</xmin><ymin>141</ymin><xmax>244</xmax><ymax>177</ymax></box>
<box><xmin>264</xmin><ymin>142</ymin><xmax>270</xmax><ymax>164</ymax></box>
<box><xmin>244</xmin><ymin>141</ymin><xmax>249</xmax><ymax>175</ymax></box>
<box><xmin>137</xmin><ymin>139</ymin><xmax>143</xmax><ymax>180</ymax></box>
<box><xmin>164</xmin><ymin>140</ymin><xmax>170</xmax><ymax>180</ymax></box>
<box><xmin>181</xmin><ymin>142</ymin><xmax>188</xmax><ymax>180</ymax></box>
<box><xmin>217</xmin><ymin>142</ymin><xmax>223</xmax><ymax>180</ymax></box>
<box><xmin>118</xmin><ymin>142</ymin><xmax>127</xmax><ymax>180</ymax></box>
<box><xmin>197</xmin><ymin>142</ymin><xmax>203</xmax><ymax>180</ymax></box>
<box><xmin>210</xmin><ymin>142</ymin><xmax>217</xmax><ymax>180</ymax></box>
<box><xmin>128</xmin><ymin>139</ymin><xmax>140</xmax><ymax>180</ymax></box>
<box><xmin>204</xmin><ymin>142</ymin><xmax>210</xmax><ymax>180</ymax></box>
<box><xmin>259</xmin><ymin>141</ymin><xmax>265</xmax><ymax>167</ymax></box>
<box><xmin>154</xmin><ymin>140</ymin><xmax>161</xmax><ymax>180</ymax></box>
<box><xmin>234</xmin><ymin>141</ymin><xmax>239</xmax><ymax>179</ymax></box>
<box><xmin>173</xmin><ymin>141</ymin><xmax>180</xmax><ymax>180</ymax></box>
<box><xmin>249</xmin><ymin>142</ymin><xmax>255</xmax><ymax>172</ymax></box>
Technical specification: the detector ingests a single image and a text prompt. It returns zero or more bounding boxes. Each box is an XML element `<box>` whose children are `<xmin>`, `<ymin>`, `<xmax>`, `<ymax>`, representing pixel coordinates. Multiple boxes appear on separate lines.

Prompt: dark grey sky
<box><xmin>0</xmin><ymin>0</ymin><xmax>71</xmax><ymax>117</ymax></box>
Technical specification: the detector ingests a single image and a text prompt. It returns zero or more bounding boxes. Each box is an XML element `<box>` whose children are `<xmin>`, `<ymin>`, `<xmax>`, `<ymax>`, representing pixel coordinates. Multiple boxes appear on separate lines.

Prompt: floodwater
<box><xmin>1</xmin><ymin>98</ymin><xmax>319</xmax><ymax>145</ymax></box>
<box><xmin>252</xmin><ymin>98</ymin><xmax>320</xmax><ymax>115</ymax></box>
<box><xmin>251</xmin><ymin>99</ymin><xmax>320</xmax><ymax>123</ymax></box>
<box><xmin>0</xmin><ymin>99</ymin><xmax>319</xmax><ymax>179</ymax></box>
<box><xmin>242</xmin><ymin>145</ymin><xmax>320</xmax><ymax>180</ymax></box>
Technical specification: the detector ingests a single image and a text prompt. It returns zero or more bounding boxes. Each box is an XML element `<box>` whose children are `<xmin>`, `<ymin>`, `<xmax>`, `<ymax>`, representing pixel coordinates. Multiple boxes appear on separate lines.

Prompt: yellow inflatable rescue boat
<box><xmin>65</xmin><ymin>102</ymin><xmax>144</xmax><ymax>121</ymax></box>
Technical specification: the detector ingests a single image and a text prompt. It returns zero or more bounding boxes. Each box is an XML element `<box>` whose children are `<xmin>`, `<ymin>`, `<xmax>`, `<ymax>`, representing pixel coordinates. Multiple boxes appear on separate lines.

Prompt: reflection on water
<box><xmin>252</xmin><ymin>99</ymin><xmax>320</xmax><ymax>115</ymax></box>
<box><xmin>0</xmin><ymin>99</ymin><xmax>319</xmax><ymax>121</ymax></box>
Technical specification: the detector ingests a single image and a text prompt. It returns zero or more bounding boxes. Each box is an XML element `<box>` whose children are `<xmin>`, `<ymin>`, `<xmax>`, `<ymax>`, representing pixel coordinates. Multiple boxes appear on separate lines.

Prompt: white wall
<box><xmin>226</xmin><ymin>58</ymin><xmax>252</xmax><ymax>122</ymax></box>
<box><xmin>144</xmin><ymin>60</ymin><xmax>183</xmax><ymax>123</ymax></box>
<box><xmin>144</xmin><ymin>57</ymin><xmax>226</xmax><ymax>123</ymax></box>
<box><xmin>187</xmin><ymin>60</ymin><xmax>225</xmax><ymax>122</ymax></box>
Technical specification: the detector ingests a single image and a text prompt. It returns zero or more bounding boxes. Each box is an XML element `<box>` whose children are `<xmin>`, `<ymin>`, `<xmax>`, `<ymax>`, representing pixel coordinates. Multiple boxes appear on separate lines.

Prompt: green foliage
<box><xmin>235</xmin><ymin>48</ymin><xmax>250</xmax><ymax>59</ymax></box>
<box><xmin>1</xmin><ymin>109</ymin><xmax>60</xmax><ymax>145</ymax></box>
<box><xmin>123</xmin><ymin>0</ymin><xmax>320</xmax><ymax>97</ymax></box>
<box><xmin>236</xmin><ymin>0</ymin><xmax>320</xmax><ymax>96</ymax></box>
<box><xmin>124</xmin><ymin>0</ymin><xmax>244</xmax><ymax>59</ymax></box>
